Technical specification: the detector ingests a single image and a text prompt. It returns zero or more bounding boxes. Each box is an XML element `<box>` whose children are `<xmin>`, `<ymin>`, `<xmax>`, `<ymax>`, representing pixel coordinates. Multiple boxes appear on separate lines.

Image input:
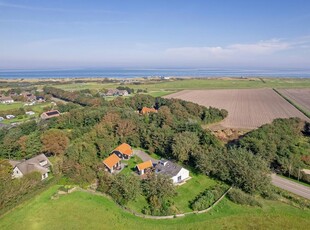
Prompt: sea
<box><xmin>0</xmin><ymin>68</ymin><xmax>310</xmax><ymax>79</ymax></box>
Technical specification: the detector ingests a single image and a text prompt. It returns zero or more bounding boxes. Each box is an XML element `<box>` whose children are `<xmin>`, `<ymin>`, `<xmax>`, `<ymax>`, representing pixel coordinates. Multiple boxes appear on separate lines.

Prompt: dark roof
<box><xmin>154</xmin><ymin>159</ymin><xmax>183</xmax><ymax>177</ymax></box>
<box><xmin>46</xmin><ymin>110</ymin><xmax>60</xmax><ymax>116</ymax></box>
<box><xmin>9</xmin><ymin>154</ymin><xmax>52</xmax><ymax>175</ymax></box>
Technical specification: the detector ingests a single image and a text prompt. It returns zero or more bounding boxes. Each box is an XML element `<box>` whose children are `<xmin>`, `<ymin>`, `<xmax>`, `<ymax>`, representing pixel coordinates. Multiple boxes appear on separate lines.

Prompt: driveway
<box><xmin>271</xmin><ymin>174</ymin><xmax>310</xmax><ymax>200</ymax></box>
<box><xmin>134</xmin><ymin>149</ymin><xmax>159</xmax><ymax>164</ymax></box>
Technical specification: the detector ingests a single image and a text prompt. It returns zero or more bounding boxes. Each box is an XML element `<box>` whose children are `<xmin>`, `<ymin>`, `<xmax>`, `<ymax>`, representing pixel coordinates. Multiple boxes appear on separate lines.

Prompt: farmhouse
<box><xmin>40</xmin><ymin>110</ymin><xmax>60</xmax><ymax>119</ymax></box>
<box><xmin>9</xmin><ymin>154</ymin><xmax>52</xmax><ymax>180</ymax></box>
<box><xmin>102</xmin><ymin>89</ymin><xmax>129</xmax><ymax>97</ymax></box>
<box><xmin>20</xmin><ymin>92</ymin><xmax>36</xmax><ymax>102</ymax></box>
<box><xmin>0</xmin><ymin>95</ymin><xmax>14</xmax><ymax>104</ymax></box>
<box><xmin>155</xmin><ymin>159</ymin><xmax>190</xmax><ymax>184</ymax></box>
<box><xmin>103</xmin><ymin>153</ymin><xmax>121</xmax><ymax>173</ymax></box>
<box><xmin>112</xmin><ymin>143</ymin><xmax>133</xmax><ymax>160</ymax></box>
<box><xmin>140</xmin><ymin>107</ymin><xmax>157</xmax><ymax>115</ymax></box>
<box><xmin>136</xmin><ymin>160</ymin><xmax>153</xmax><ymax>175</ymax></box>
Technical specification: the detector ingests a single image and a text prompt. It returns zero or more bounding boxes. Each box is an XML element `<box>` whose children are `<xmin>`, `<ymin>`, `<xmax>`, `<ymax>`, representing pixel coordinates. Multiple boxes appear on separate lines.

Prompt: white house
<box><xmin>0</xmin><ymin>117</ymin><xmax>4</xmax><ymax>121</ymax></box>
<box><xmin>155</xmin><ymin>160</ymin><xmax>190</xmax><ymax>184</ymax></box>
<box><xmin>9</xmin><ymin>154</ymin><xmax>52</xmax><ymax>180</ymax></box>
<box><xmin>26</xmin><ymin>111</ymin><xmax>35</xmax><ymax>116</ymax></box>
<box><xmin>6</xmin><ymin>115</ymin><xmax>15</xmax><ymax>119</ymax></box>
<box><xmin>0</xmin><ymin>95</ymin><xmax>14</xmax><ymax>104</ymax></box>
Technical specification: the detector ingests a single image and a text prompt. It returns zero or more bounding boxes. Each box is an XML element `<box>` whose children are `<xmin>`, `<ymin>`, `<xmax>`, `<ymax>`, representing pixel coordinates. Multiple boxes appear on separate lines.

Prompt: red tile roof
<box><xmin>141</xmin><ymin>107</ymin><xmax>157</xmax><ymax>114</ymax></box>
<box><xmin>103</xmin><ymin>154</ymin><xmax>121</xmax><ymax>169</ymax></box>
<box><xmin>114</xmin><ymin>143</ymin><xmax>133</xmax><ymax>156</ymax></box>
<box><xmin>137</xmin><ymin>160</ymin><xmax>153</xmax><ymax>171</ymax></box>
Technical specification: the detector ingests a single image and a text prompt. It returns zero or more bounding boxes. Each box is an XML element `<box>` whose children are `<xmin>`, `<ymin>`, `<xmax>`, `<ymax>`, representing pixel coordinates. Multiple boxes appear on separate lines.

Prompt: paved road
<box><xmin>271</xmin><ymin>174</ymin><xmax>310</xmax><ymax>200</ymax></box>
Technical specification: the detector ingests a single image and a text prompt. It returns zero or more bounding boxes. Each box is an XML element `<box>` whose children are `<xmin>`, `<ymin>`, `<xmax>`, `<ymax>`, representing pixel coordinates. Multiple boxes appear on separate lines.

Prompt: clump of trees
<box><xmin>236</xmin><ymin>118</ymin><xmax>310</xmax><ymax>182</ymax></box>
<box><xmin>227</xmin><ymin>188</ymin><xmax>262</xmax><ymax>207</ymax></box>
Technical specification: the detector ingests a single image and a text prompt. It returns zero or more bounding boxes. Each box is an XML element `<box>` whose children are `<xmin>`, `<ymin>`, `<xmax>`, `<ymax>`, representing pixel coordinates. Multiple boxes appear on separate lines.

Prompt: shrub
<box><xmin>190</xmin><ymin>185</ymin><xmax>227</xmax><ymax>211</ymax></box>
<box><xmin>227</xmin><ymin>188</ymin><xmax>262</xmax><ymax>207</ymax></box>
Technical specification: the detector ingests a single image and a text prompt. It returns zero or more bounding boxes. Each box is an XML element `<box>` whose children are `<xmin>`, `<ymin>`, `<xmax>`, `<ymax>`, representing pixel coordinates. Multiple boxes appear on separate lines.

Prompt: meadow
<box><xmin>0</xmin><ymin>185</ymin><xmax>309</xmax><ymax>230</ymax></box>
<box><xmin>52</xmin><ymin>78</ymin><xmax>310</xmax><ymax>92</ymax></box>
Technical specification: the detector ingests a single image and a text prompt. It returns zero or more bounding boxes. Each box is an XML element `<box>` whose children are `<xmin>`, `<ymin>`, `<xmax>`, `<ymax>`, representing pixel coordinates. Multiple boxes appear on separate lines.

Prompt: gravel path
<box><xmin>133</xmin><ymin>149</ymin><xmax>159</xmax><ymax>164</ymax></box>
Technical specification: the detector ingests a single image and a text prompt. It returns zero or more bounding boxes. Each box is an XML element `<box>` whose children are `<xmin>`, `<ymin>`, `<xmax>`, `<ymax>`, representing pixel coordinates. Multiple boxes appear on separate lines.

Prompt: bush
<box><xmin>227</xmin><ymin>188</ymin><xmax>262</xmax><ymax>207</ymax></box>
<box><xmin>190</xmin><ymin>185</ymin><xmax>227</xmax><ymax>211</ymax></box>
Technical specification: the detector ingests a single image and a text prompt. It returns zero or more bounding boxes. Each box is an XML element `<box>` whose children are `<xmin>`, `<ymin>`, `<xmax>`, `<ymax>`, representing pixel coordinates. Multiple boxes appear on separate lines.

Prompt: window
<box><xmin>177</xmin><ymin>176</ymin><xmax>182</xmax><ymax>182</ymax></box>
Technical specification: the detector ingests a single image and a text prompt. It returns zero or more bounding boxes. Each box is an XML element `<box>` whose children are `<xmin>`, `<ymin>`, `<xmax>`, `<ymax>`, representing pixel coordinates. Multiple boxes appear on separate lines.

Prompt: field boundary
<box><xmin>78</xmin><ymin>186</ymin><xmax>232</xmax><ymax>219</ymax></box>
<box><xmin>273</xmin><ymin>88</ymin><xmax>310</xmax><ymax>119</ymax></box>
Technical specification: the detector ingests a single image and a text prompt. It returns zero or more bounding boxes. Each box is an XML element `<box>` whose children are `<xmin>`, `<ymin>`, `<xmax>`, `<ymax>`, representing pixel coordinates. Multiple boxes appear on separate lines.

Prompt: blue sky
<box><xmin>0</xmin><ymin>0</ymin><xmax>310</xmax><ymax>70</ymax></box>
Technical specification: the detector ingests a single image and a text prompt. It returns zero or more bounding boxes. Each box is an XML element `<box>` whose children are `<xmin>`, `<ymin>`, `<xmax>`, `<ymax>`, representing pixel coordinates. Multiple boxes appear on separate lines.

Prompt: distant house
<box><xmin>9</xmin><ymin>154</ymin><xmax>52</xmax><ymax>180</ymax></box>
<box><xmin>26</xmin><ymin>111</ymin><xmax>35</xmax><ymax>116</ymax></box>
<box><xmin>101</xmin><ymin>89</ymin><xmax>129</xmax><ymax>97</ymax></box>
<box><xmin>40</xmin><ymin>110</ymin><xmax>60</xmax><ymax>120</ymax></box>
<box><xmin>20</xmin><ymin>92</ymin><xmax>36</xmax><ymax>102</ymax></box>
<box><xmin>103</xmin><ymin>153</ymin><xmax>121</xmax><ymax>173</ymax></box>
<box><xmin>6</xmin><ymin>115</ymin><xmax>15</xmax><ymax>119</ymax></box>
<box><xmin>136</xmin><ymin>160</ymin><xmax>153</xmax><ymax>175</ymax></box>
<box><xmin>154</xmin><ymin>159</ymin><xmax>190</xmax><ymax>184</ymax></box>
<box><xmin>0</xmin><ymin>116</ymin><xmax>4</xmax><ymax>121</ymax></box>
<box><xmin>112</xmin><ymin>143</ymin><xmax>133</xmax><ymax>160</ymax></box>
<box><xmin>36</xmin><ymin>96</ymin><xmax>45</xmax><ymax>102</ymax></box>
<box><xmin>0</xmin><ymin>95</ymin><xmax>14</xmax><ymax>104</ymax></box>
<box><xmin>140</xmin><ymin>107</ymin><xmax>157</xmax><ymax>115</ymax></box>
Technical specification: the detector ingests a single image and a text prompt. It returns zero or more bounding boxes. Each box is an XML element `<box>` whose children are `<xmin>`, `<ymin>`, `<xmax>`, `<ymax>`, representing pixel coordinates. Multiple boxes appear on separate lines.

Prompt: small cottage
<box><xmin>0</xmin><ymin>95</ymin><xmax>14</xmax><ymax>104</ymax></box>
<box><xmin>112</xmin><ymin>143</ymin><xmax>133</xmax><ymax>160</ymax></box>
<box><xmin>155</xmin><ymin>160</ymin><xmax>190</xmax><ymax>184</ymax></box>
<box><xmin>9</xmin><ymin>154</ymin><xmax>52</xmax><ymax>180</ymax></box>
<box><xmin>136</xmin><ymin>160</ymin><xmax>153</xmax><ymax>175</ymax></box>
<box><xmin>140</xmin><ymin>107</ymin><xmax>157</xmax><ymax>115</ymax></box>
<box><xmin>40</xmin><ymin>110</ymin><xmax>60</xmax><ymax>119</ymax></box>
<box><xmin>103</xmin><ymin>153</ymin><xmax>121</xmax><ymax>173</ymax></box>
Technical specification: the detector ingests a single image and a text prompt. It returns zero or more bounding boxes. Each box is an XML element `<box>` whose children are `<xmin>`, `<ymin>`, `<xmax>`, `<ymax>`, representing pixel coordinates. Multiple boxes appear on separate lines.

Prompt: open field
<box><xmin>0</xmin><ymin>185</ymin><xmax>309</xmax><ymax>230</ymax></box>
<box><xmin>49</xmin><ymin>78</ymin><xmax>310</xmax><ymax>93</ymax></box>
<box><xmin>166</xmin><ymin>89</ymin><xmax>310</xmax><ymax>129</ymax></box>
<box><xmin>277</xmin><ymin>89</ymin><xmax>310</xmax><ymax>114</ymax></box>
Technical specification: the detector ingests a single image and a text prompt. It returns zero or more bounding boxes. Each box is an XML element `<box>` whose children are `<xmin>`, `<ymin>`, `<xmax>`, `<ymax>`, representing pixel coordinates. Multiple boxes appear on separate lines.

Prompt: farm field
<box><xmin>277</xmin><ymin>89</ymin><xmax>310</xmax><ymax>114</ymax></box>
<box><xmin>0</xmin><ymin>185</ymin><xmax>309</xmax><ymax>230</ymax></box>
<box><xmin>166</xmin><ymin>89</ymin><xmax>310</xmax><ymax>129</ymax></box>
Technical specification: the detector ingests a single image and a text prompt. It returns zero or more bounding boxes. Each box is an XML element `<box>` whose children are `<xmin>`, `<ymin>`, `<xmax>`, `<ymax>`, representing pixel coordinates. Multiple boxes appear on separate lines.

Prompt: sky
<box><xmin>0</xmin><ymin>0</ymin><xmax>310</xmax><ymax>70</ymax></box>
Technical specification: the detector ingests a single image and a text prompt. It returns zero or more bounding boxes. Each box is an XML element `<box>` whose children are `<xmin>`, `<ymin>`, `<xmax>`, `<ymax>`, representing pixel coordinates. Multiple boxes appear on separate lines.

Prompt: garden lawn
<box><xmin>173</xmin><ymin>173</ymin><xmax>218</xmax><ymax>212</ymax></box>
<box><xmin>0</xmin><ymin>102</ymin><xmax>24</xmax><ymax>111</ymax></box>
<box><xmin>0</xmin><ymin>185</ymin><xmax>310</xmax><ymax>230</ymax></box>
<box><xmin>120</xmin><ymin>155</ymin><xmax>143</xmax><ymax>176</ymax></box>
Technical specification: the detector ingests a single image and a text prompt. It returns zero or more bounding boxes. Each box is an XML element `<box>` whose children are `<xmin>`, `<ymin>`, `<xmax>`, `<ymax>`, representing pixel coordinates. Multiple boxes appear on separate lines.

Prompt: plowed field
<box><xmin>166</xmin><ymin>89</ymin><xmax>310</xmax><ymax>129</ymax></box>
<box><xmin>277</xmin><ymin>89</ymin><xmax>310</xmax><ymax>113</ymax></box>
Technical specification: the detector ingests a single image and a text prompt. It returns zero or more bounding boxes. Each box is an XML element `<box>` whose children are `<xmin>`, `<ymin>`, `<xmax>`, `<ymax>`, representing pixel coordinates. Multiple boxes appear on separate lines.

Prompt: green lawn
<box><xmin>0</xmin><ymin>185</ymin><xmax>309</xmax><ymax>230</ymax></box>
<box><xmin>173</xmin><ymin>173</ymin><xmax>219</xmax><ymax>212</ymax></box>
<box><xmin>0</xmin><ymin>102</ymin><xmax>53</xmax><ymax>124</ymax></box>
<box><xmin>121</xmin><ymin>155</ymin><xmax>143</xmax><ymax>176</ymax></box>
<box><xmin>0</xmin><ymin>102</ymin><xmax>24</xmax><ymax>111</ymax></box>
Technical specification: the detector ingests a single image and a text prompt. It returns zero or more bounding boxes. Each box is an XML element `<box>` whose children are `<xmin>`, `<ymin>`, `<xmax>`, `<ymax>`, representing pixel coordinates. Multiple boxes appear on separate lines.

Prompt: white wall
<box><xmin>172</xmin><ymin>168</ymin><xmax>189</xmax><ymax>184</ymax></box>
<box><xmin>12</xmin><ymin>167</ymin><xmax>23</xmax><ymax>178</ymax></box>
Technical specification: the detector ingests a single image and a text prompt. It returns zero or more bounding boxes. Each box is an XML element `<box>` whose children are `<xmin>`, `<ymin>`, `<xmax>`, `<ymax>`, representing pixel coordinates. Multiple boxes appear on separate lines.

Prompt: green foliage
<box><xmin>190</xmin><ymin>185</ymin><xmax>227</xmax><ymax>211</ymax></box>
<box><xmin>237</xmin><ymin>118</ymin><xmax>310</xmax><ymax>181</ymax></box>
<box><xmin>142</xmin><ymin>173</ymin><xmax>177</xmax><ymax>215</ymax></box>
<box><xmin>227</xmin><ymin>188</ymin><xmax>262</xmax><ymax>207</ymax></box>
<box><xmin>107</xmin><ymin>174</ymin><xmax>141</xmax><ymax>205</ymax></box>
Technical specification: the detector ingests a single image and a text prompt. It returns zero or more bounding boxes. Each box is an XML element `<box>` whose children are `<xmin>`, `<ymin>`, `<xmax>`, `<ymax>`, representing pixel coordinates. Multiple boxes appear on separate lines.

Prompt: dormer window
<box><xmin>39</xmin><ymin>160</ymin><xmax>47</xmax><ymax>166</ymax></box>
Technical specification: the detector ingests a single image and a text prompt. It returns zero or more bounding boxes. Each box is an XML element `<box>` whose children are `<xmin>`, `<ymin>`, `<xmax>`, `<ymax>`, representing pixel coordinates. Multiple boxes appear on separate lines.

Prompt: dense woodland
<box><xmin>0</xmin><ymin>90</ymin><xmax>309</xmax><ymax>215</ymax></box>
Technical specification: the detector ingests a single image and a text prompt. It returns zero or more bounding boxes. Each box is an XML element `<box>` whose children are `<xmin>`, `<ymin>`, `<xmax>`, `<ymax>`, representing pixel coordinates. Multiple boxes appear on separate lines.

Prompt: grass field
<box><xmin>53</xmin><ymin>78</ymin><xmax>310</xmax><ymax>92</ymax></box>
<box><xmin>172</xmin><ymin>173</ymin><xmax>218</xmax><ymax>212</ymax></box>
<box><xmin>0</xmin><ymin>185</ymin><xmax>309</xmax><ymax>230</ymax></box>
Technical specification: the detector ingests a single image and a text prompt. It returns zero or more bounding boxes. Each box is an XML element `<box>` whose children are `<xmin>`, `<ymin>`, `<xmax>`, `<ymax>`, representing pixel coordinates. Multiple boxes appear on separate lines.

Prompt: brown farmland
<box><xmin>277</xmin><ymin>89</ymin><xmax>310</xmax><ymax>113</ymax></box>
<box><xmin>166</xmin><ymin>89</ymin><xmax>310</xmax><ymax>129</ymax></box>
